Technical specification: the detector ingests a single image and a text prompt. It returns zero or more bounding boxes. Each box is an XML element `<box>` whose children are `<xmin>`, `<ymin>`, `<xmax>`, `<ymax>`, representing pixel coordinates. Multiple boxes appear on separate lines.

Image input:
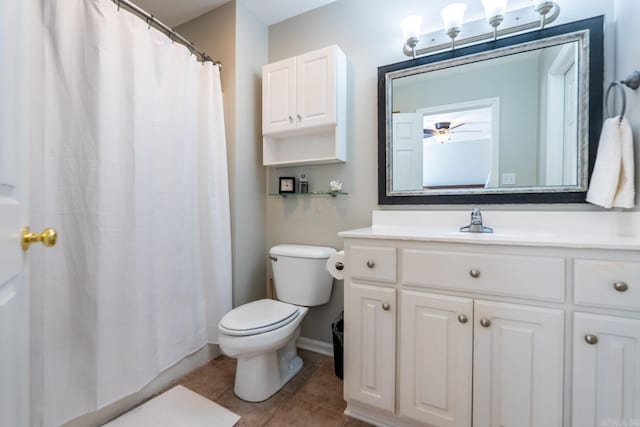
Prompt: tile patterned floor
<box><xmin>173</xmin><ymin>350</ymin><xmax>373</xmax><ymax>426</ymax></box>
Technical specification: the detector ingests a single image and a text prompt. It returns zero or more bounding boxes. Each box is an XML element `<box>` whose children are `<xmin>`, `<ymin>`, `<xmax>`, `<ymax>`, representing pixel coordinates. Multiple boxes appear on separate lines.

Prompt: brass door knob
<box><xmin>22</xmin><ymin>227</ymin><xmax>57</xmax><ymax>251</ymax></box>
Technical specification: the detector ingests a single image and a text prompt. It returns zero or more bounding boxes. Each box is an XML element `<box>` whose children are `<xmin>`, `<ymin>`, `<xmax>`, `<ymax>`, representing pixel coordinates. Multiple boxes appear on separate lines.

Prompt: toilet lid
<box><xmin>219</xmin><ymin>299</ymin><xmax>299</xmax><ymax>336</ymax></box>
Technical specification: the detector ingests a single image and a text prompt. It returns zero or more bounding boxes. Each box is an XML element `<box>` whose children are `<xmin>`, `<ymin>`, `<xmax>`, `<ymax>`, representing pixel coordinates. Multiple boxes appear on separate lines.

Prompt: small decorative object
<box><xmin>279</xmin><ymin>177</ymin><xmax>295</xmax><ymax>194</ymax></box>
<box><xmin>329</xmin><ymin>180</ymin><xmax>343</xmax><ymax>192</ymax></box>
<box><xmin>299</xmin><ymin>174</ymin><xmax>309</xmax><ymax>193</ymax></box>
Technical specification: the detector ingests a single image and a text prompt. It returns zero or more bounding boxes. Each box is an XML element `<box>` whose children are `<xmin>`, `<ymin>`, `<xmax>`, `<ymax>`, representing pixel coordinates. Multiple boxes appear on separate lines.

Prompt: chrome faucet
<box><xmin>460</xmin><ymin>208</ymin><xmax>493</xmax><ymax>233</ymax></box>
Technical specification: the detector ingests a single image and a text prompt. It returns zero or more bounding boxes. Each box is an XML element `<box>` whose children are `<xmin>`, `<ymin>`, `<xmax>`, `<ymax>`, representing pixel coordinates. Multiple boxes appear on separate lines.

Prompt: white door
<box><xmin>392</xmin><ymin>113</ymin><xmax>423</xmax><ymax>191</ymax></box>
<box><xmin>1</xmin><ymin>1</ymin><xmax>34</xmax><ymax>425</ymax></box>
<box><xmin>399</xmin><ymin>291</ymin><xmax>473</xmax><ymax>427</ymax></box>
<box><xmin>345</xmin><ymin>282</ymin><xmax>395</xmax><ymax>412</ymax></box>
<box><xmin>573</xmin><ymin>313</ymin><xmax>640</xmax><ymax>427</ymax></box>
<box><xmin>473</xmin><ymin>300</ymin><xmax>564</xmax><ymax>427</ymax></box>
<box><xmin>262</xmin><ymin>57</ymin><xmax>296</xmax><ymax>134</ymax></box>
<box><xmin>295</xmin><ymin>46</ymin><xmax>336</xmax><ymax>130</ymax></box>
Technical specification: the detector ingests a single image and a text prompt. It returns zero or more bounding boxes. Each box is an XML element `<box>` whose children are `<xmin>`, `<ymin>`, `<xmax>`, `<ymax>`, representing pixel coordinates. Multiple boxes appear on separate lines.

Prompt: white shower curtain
<box><xmin>30</xmin><ymin>1</ymin><xmax>232</xmax><ymax>425</ymax></box>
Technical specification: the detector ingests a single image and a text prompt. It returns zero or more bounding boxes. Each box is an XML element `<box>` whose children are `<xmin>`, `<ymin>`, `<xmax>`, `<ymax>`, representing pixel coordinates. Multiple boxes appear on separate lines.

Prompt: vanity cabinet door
<box><xmin>295</xmin><ymin>46</ymin><xmax>337</xmax><ymax>129</ymax></box>
<box><xmin>262</xmin><ymin>57</ymin><xmax>296</xmax><ymax>135</ymax></box>
<box><xmin>399</xmin><ymin>291</ymin><xmax>473</xmax><ymax>427</ymax></box>
<box><xmin>572</xmin><ymin>313</ymin><xmax>640</xmax><ymax>427</ymax></box>
<box><xmin>345</xmin><ymin>282</ymin><xmax>396</xmax><ymax>412</ymax></box>
<box><xmin>473</xmin><ymin>300</ymin><xmax>564</xmax><ymax>427</ymax></box>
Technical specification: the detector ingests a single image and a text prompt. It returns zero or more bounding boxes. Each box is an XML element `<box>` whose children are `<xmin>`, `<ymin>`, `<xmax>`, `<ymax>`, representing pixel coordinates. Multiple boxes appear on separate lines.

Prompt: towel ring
<box><xmin>605</xmin><ymin>81</ymin><xmax>626</xmax><ymax>122</ymax></box>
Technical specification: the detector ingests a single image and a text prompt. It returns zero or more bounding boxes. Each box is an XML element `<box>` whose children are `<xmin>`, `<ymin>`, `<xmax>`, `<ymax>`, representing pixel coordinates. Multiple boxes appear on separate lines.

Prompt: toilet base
<box><xmin>233</xmin><ymin>327</ymin><xmax>303</xmax><ymax>402</ymax></box>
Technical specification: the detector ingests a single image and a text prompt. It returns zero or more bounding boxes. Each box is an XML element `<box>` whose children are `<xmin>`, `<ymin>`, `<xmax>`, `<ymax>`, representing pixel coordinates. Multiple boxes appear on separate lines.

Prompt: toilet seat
<box><xmin>219</xmin><ymin>299</ymin><xmax>300</xmax><ymax>337</ymax></box>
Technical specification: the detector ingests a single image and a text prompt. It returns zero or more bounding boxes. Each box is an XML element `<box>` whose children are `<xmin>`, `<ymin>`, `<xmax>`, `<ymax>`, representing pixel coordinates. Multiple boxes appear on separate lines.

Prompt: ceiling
<box><xmin>132</xmin><ymin>0</ymin><xmax>338</xmax><ymax>27</ymax></box>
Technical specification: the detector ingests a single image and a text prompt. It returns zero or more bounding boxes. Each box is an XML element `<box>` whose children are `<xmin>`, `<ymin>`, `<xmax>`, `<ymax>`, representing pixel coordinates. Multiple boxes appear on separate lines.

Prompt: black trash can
<box><xmin>332</xmin><ymin>311</ymin><xmax>344</xmax><ymax>379</ymax></box>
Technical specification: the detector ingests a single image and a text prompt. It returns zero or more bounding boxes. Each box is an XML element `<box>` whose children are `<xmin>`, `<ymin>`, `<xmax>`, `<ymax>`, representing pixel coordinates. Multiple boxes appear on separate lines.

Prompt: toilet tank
<box><xmin>269</xmin><ymin>245</ymin><xmax>337</xmax><ymax>306</ymax></box>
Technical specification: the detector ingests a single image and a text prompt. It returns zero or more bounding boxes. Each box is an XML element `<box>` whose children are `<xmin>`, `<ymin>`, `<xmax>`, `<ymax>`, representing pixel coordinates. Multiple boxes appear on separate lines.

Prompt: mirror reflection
<box><xmin>390</xmin><ymin>40</ymin><xmax>581</xmax><ymax>193</ymax></box>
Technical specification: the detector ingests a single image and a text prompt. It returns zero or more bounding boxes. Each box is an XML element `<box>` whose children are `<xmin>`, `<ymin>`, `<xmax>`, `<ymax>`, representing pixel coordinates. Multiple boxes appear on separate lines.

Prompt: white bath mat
<box><xmin>103</xmin><ymin>385</ymin><xmax>240</xmax><ymax>427</ymax></box>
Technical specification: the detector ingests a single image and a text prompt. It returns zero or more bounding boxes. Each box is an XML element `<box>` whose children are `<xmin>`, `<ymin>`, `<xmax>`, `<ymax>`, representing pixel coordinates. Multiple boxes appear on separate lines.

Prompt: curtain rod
<box><xmin>111</xmin><ymin>0</ymin><xmax>222</xmax><ymax>69</ymax></box>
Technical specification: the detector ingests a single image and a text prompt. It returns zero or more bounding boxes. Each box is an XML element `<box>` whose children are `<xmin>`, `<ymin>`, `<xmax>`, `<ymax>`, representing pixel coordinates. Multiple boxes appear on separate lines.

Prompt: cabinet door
<box><xmin>573</xmin><ymin>313</ymin><xmax>640</xmax><ymax>427</ymax></box>
<box><xmin>262</xmin><ymin>57</ymin><xmax>296</xmax><ymax>134</ymax></box>
<box><xmin>345</xmin><ymin>282</ymin><xmax>395</xmax><ymax>412</ymax></box>
<box><xmin>473</xmin><ymin>300</ymin><xmax>564</xmax><ymax>427</ymax></box>
<box><xmin>295</xmin><ymin>46</ymin><xmax>336</xmax><ymax>129</ymax></box>
<box><xmin>399</xmin><ymin>291</ymin><xmax>473</xmax><ymax>427</ymax></box>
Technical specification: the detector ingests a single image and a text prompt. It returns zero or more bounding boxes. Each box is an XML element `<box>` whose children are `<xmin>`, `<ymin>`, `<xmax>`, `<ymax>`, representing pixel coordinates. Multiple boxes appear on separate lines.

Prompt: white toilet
<box><xmin>218</xmin><ymin>244</ymin><xmax>337</xmax><ymax>402</ymax></box>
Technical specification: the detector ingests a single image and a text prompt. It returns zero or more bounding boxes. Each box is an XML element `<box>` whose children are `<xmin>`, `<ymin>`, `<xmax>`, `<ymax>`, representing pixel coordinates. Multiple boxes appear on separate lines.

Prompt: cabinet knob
<box><xmin>584</xmin><ymin>334</ymin><xmax>598</xmax><ymax>345</ymax></box>
<box><xmin>288</xmin><ymin>115</ymin><xmax>293</xmax><ymax>122</ymax></box>
<box><xmin>366</xmin><ymin>260</ymin><xmax>375</xmax><ymax>269</ymax></box>
<box><xmin>335</xmin><ymin>262</ymin><xmax>344</xmax><ymax>271</ymax></box>
<box><xmin>480</xmin><ymin>318</ymin><xmax>491</xmax><ymax>328</ymax></box>
<box><xmin>381</xmin><ymin>303</ymin><xmax>390</xmax><ymax>311</ymax></box>
<box><xmin>457</xmin><ymin>314</ymin><xmax>468</xmax><ymax>324</ymax></box>
<box><xmin>297</xmin><ymin>113</ymin><xmax>302</xmax><ymax>121</ymax></box>
<box><xmin>613</xmin><ymin>281</ymin><xmax>629</xmax><ymax>292</ymax></box>
<box><xmin>469</xmin><ymin>269</ymin><xmax>481</xmax><ymax>278</ymax></box>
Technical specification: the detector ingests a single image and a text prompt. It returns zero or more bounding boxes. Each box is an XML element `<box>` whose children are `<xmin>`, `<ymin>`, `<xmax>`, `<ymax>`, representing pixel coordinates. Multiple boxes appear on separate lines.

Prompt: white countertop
<box><xmin>338</xmin><ymin>210</ymin><xmax>640</xmax><ymax>251</ymax></box>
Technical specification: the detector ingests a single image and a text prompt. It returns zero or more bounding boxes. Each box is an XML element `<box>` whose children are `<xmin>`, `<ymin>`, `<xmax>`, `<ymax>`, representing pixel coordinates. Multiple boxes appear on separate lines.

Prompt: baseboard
<box><xmin>296</xmin><ymin>336</ymin><xmax>334</xmax><ymax>357</ymax></box>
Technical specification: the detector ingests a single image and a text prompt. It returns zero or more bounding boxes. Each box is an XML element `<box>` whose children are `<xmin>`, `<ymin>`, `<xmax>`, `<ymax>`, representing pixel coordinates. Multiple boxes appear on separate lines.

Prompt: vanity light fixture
<box><xmin>401</xmin><ymin>0</ymin><xmax>560</xmax><ymax>58</ymax></box>
<box><xmin>481</xmin><ymin>0</ymin><xmax>508</xmax><ymax>39</ymax></box>
<box><xmin>532</xmin><ymin>0</ymin><xmax>555</xmax><ymax>28</ymax></box>
<box><xmin>441</xmin><ymin>3</ymin><xmax>467</xmax><ymax>49</ymax></box>
<box><xmin>400</xmin><ymin>15</ymin><xmax>423</xmax><ymax>58</ymax></box>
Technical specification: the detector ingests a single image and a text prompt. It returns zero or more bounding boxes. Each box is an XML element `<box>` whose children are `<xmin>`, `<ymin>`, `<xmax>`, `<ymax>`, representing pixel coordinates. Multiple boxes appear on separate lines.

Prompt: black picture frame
<box><xmin>377</xmin><ymin>16</ymin><xmax>605</xmax><ymax>205</ymax></box>
<box><xmin>279</xmin><ymin>177</ymin><xmax>296</xmax><ymax>194</ymax></box>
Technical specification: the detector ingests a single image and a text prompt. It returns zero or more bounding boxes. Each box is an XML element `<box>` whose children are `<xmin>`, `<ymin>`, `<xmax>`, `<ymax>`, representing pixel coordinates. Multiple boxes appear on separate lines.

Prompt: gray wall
<box><xmin>179</xmin><ymin>2</ymin><xmax>268</xmax><ymax>307</ymax></box>
<box><xmin>268</xmin><ymin>0</ymin><xmax>621</xmax><ymax>344</ymax></box>
<box><xmin>614</xmin><ymin>0</ymin><xmax>640</xmax><ymax>206</ymax></box>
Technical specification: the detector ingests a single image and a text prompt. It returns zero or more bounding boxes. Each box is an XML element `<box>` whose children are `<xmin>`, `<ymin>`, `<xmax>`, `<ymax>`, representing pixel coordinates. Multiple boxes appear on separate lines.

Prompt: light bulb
<box><xmin>481</xmin><ymin>0</ymin><xmax>508</xmax><ymax>25</ymax></box>
<box><xmin>400</xmin><ymin>15</ymin><xmax>423</xmax><ymax>41</ymax></box>
<box><xmin>435</xmin><ymin>133</ymin><xmax>450</xmax><ymax>144</ymax></box>
<box><xmin>441</xmin><ymin>3</ymin><xmax>467</xmax><ymax>38</ymax></box>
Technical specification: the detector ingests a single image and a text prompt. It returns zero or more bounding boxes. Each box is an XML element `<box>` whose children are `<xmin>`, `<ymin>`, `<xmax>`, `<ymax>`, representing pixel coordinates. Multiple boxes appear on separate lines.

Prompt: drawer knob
<box><xmin>335</xmin><ymin>262</ymin><xmax>344</xmax><ymax>271</ymax></box>
<box><xmin>366</xmin><ymin>260</ymin><xmax>375</xmax><ymax>269</ymax></box>
<box><xmin>469</xmin><ymin>269</ymin><xmax>481</xmax><ymax>278</ymax></box>
<box><xmin>480</xmin><ymin>318</ymin><xmax>491</xmax><ymax>328</ymax></box>
<box><xmin>585</xmin><ymin>334</ymin><xmax>599</xmax><ymax>345</ymax></box>
<box><xmin>613</xmin><ymin>281</ymin><xmax>629</xmax><ymax>292</ymax></box>
<box><xmin>382</xmin><ymin>303</ymin><xmax>390</xmax><ymax>311</ymax></box>
<box><xmin>458</xmin><ymin>314</ymin><xmax>468</xmax><ymax>324</ymax></box>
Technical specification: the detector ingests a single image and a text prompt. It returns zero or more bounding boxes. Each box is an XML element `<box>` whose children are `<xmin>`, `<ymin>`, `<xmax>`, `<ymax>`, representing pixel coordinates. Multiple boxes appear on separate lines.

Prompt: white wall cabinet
<box><xmin>262</xmin><ymin>45</ymin><xmax>346</xmax><ymax>167</ymax></box>
<box><xmin>341</xmin><ymin>237</ymin><xmax>640</xmax><ymax>427</ymax></box>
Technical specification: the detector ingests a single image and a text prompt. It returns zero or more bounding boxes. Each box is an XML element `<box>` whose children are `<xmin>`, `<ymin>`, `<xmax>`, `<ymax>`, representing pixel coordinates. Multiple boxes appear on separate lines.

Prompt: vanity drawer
<box><xmin>402</xmin><ymin>249</ymin><xmax>565</xmax><ymax>301</ymax></box>
<box><xmin>574</xmin><ymin>259</ymin><xmax>640</xmax><ymax>310</ymax></box>
<box><xmin>351</xmin><ymin>246</ymin><xmax>397</xmax><ymax>283</ymax></box>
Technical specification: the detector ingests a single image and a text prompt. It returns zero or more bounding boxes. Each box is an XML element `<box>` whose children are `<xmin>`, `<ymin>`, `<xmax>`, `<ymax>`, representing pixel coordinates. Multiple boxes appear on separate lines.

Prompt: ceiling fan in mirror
<box><xmin>423</xmin><ymin>121</ymin><xmax>480</xmax><ymax>143</ymax></box>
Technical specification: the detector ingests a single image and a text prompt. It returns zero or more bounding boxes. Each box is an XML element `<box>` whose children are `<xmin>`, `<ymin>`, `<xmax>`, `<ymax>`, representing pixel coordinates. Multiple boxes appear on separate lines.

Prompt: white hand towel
<box><xmin>586</xmin><ymin>116</ymin><xmax>635</xmax><ymax>208</ymax></box>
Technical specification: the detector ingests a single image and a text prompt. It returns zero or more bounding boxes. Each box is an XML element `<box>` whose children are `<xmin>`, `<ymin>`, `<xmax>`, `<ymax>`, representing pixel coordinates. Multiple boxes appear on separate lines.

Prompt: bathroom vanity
<box><xmin>339</xmin><ymin>211</ymin><xmax>640</xmax><ymax>427</ymax></box>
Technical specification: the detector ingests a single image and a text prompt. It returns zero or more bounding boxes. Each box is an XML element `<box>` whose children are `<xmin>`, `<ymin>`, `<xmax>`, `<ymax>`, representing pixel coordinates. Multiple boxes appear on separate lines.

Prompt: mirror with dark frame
<box><xmin>378</xmin><ymin>16</ymin><xmax>604</xmax><ymax>205</ymax></box>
